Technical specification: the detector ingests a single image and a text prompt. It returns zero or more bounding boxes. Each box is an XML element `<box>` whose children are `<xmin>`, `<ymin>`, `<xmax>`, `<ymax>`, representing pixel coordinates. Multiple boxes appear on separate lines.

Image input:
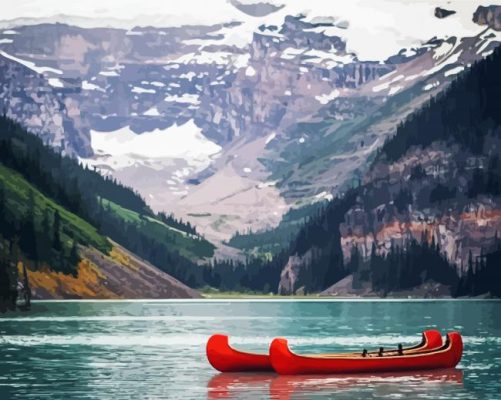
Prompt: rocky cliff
<box><xmin>473</xmin><ymin>5</ymin><xmax>501</xmax><ymax>31</ymax></box>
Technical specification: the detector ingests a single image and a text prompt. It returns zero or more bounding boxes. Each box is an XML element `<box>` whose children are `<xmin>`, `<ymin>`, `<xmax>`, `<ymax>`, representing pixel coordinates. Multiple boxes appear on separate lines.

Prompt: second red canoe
<box><xmin>269</xmin><ymin>331</ymin><xmax>462</xmax><ymax>375</ymax></box>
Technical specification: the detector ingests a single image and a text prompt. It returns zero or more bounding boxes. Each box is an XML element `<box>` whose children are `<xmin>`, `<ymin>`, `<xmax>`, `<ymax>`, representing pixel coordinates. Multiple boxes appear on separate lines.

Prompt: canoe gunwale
<box><xmin>305</xmin><ymin>329</ymin><xmax>442</xmax><ymax>358</ymax></box>
<box><xmin>277</xmin><ymin>332</ymin><xmax>458</xmax><ymax>361</ymax></box>
<box><xmin>269</xmin><ymin>332</ymin><xmax>463</xmax><ymax>375</ymax></box>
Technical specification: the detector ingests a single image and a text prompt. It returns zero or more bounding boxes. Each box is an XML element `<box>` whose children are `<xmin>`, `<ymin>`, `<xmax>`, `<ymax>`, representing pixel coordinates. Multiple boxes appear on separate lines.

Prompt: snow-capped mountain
<box><xmin>0</xmin><ymin>1</ymin><xmax>500</xmax><ymax>244</ymax></box>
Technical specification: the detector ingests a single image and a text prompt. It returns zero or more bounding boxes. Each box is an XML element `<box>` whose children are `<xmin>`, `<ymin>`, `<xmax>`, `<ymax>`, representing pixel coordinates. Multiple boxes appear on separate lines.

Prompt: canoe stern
<box><xmin>422</xmin><ymin>329</ymin><xmax>443</xmax><ymax>350</ymax></box>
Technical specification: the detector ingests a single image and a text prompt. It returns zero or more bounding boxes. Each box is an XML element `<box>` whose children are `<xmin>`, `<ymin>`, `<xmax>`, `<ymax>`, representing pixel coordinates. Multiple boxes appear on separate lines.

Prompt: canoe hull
<box><xmin>270</xmin><ymin>332</ymin><xmax>463</xmax><ymax>375</ymax></box>
<box><xmin>206</xmin><ymin>334</ymin><xmax>273</xmax><ymax>372</ymax></box>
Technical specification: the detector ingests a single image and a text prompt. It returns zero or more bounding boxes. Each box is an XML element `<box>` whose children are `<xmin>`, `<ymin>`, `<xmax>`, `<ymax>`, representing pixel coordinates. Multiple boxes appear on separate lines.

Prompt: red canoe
<box><xmin>269</xmin><ymin>332</ymin><xmax>462</xmax><ymax>375</ymax></box>
<box><xmin>206</xmin><ymin>330</ymin><xmax>443</xmax><ymax>373</ymax></box>
<box><xmin>206</xmin><ymin>334</ymin><xmax>272</xmax><ymax>372</ymax></box>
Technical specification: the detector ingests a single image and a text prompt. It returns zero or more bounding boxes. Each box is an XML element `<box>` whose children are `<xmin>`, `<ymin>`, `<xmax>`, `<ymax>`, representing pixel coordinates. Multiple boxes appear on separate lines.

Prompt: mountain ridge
<box><xmin>1</xmin><ymin>4</ymin><xmax>498</xmax><ymax>247</ymax></box>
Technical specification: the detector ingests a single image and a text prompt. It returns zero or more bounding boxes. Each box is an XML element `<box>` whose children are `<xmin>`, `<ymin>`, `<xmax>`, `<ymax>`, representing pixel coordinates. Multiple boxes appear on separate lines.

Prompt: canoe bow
<box><xmin>206</xmin><ymin>334</ymin><xmax>273</xmax><ymax>372</ymax></box>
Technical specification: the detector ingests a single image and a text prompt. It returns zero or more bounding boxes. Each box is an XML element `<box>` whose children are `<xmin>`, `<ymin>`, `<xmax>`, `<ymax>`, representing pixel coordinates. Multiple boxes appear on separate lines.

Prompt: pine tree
<box><xmin>70</xmin><ymin>239</ymin><xmax>78</xmax><ymax>264</ymax></box>
<box><xmin>68</xmin><ymin>238</ymin><xmax>80</xmax><ymax>276</ymax></box>
<box><xmin>0</xmin><ymin>181</ymin><xmax>5</xmax><ymax>226</ymax></box>
<box><xmin>20</xmin><ymin>190</ymin><xmax>38</xmax><ymax>263</ymax></box>
<box><xmin>39</xmin><ymin>207</ymin><xmax>52</xmax><ymax>262</ymax></box>
<box><xmin>0</xmin><ymin>234</ymin><xmax>10</xmax><ymax>309</ymax></box>
<box><xmin>52</xmin><ymin>210</ymin><xmax>62</xmax><ymax>252</ymax></box>
<box><xmin>466</xmin><ymin>250</ymin><xmax>474</xmax><ymax>294</ymax></box>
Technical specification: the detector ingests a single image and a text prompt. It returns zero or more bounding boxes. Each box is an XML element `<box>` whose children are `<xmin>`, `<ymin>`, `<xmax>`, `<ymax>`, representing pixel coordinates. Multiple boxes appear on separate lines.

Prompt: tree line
<box><xmin>0</xmin><ymin>115</ymin><xmax>196</xmax><ymax>234</ymax></box>
<box><xmin>0</xmin><ymin>180</ymin><xmax>81</xmax><ymax>276</ymax></box>
<box><xmin>349</xmin><ymin>234</ymin><xmax>459</xmax><ymax>295</ymax></box>
<box><xmin>379</xmin><ymin>46</ymin><xmax>501</xmax><ymax>162</ymax></box>
<box><xmin>456</xmin><ymin>234</ymin><xmax>501</xmax><ymax>297</ymax></box>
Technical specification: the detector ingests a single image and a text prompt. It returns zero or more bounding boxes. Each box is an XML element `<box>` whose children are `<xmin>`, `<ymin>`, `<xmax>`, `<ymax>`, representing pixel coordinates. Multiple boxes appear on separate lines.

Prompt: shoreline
<box><xmin>26</xmin><ymin>297</ymin><xmax>501</xmax><ymax>303</ymax></box>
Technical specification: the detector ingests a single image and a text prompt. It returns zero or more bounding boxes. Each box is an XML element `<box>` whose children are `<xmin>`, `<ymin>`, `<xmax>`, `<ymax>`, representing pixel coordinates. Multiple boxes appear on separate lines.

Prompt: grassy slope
<box><xmin>0</xmin><ymin>163</ymin><xmax>109</xmax><ymax>252</ymax></box>
<box><xmin>102</xmin><ymin>199</ymin><xmax>215</xmax><ymax>261</ymax></box>
<box><xmin>0</xmin><ymin>162</ymin><xmax>214</xmax><ymax>261</ymax></box>
<box><xmin>1</xmin><ymin>163</ymin><xmax>202</xmax><ymax>298</ymax></box>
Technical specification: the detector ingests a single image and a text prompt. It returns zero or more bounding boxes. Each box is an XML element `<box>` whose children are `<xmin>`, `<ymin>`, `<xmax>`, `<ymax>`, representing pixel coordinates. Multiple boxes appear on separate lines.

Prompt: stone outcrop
<box><xmin>435</xmin><ymin>7</ymin><xmax>456</xmax><ymax>19</ymax></box>
<box><xmin>473</xmin><ymin>5</ymin><xmax>501</xmax><ymax>31</ymax></box>
<box><xmin>278</xmin><ymin>250</ymin><xmax>313</xmax><ymax>295</ymax></box>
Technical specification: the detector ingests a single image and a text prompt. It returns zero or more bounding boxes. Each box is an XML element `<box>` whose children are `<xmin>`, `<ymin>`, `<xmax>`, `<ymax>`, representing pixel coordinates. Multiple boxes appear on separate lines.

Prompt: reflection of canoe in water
<box><xmin>207</xmin><ymin>369</ymin><xmax>463</xmax><ymax>399</ymax></box>
<box><xmin>270</xmin><ymin>332</ymin><xmax>463</xmax><ymax>375</ymax></box>
<box><xmin>207</xmin><ymin>373</ymin><xmax>275</xmax><ymax>399</ymax></box>
<box><xmin>206</xmin><ymin>330</ymin><xmax>443</xmax><ymax>373</ymax></box>
<box><xmin>269</xmin><ymin>369</ymin><xmax>464</xmax><ymax>400</ymax></box>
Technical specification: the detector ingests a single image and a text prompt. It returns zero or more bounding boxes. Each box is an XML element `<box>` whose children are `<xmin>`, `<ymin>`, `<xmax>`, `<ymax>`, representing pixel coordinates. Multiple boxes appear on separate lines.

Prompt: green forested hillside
<box><xmin>101</xmin><ymin>199</ymin><xmax>214</xmax><ymax>261</ymax></box>
<box><xmin>0</xmin><ymin>163</ymin><xmax>108</xmax><ymax>275</ymax></box>
<box><xmin>0</xmin><ymin>115</ymin><xmax>215</xmax><ymax>306</ymax></box>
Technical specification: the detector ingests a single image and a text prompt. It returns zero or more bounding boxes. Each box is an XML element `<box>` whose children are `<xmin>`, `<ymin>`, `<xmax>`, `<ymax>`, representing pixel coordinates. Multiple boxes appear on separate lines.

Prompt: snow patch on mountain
<box><xmin>423</xmin><ymin>50</ymin><xmax>462</xmax><ymax>76</ymax></box>
<box><xmin>48</xmin><ymin>78</ymin><xmax>64</xmax><ymax>88</ymax></box>
<box><xmin>315</xmin><ymin>89</ymin><xmax>340</xmax><ymax>105</ymax></box>
<box><xmin>444</xmin><ymin>66</ymin><xmax>465</xmax><ymax>77</ymax></box>
<box><xmin>144</xmin><ymin>106</ymin><xmax>161</xmax><ymax>116</ymax></box>
<box><xmin>82</xmin><ymin>80</ymin><xmax>104</xmax><ymax>91</ymax></box>
<box><xmin>314</xmin><ymin>191</ymin><xmax>334</xmax><ymax>202</ymax></box>
<box><xmin>265</xmin><ymin>132</ymin><xmax>276</xmax><ymax>145</ymax></box>
<box><xmin>131</xmin><ymin>86</ymin><xmax>156</xmax><ymax>94</ymax></box>
<box><xmin>372</xmin><ymin>74</ymin><xmax>404</xmax><ymax>93</ymax></box>
<box><xmin>99</xmin><ymin>70</ymin><xmax>119</xmax><ymax>77</ymax></box>
<box><xmin>0</xmin><ymin>50</ymin><xmax>62</xmax><ymax>74</ymax></box>
<box><xmin>164</xmin><ymin>93</ymin><xmax>200</xmax><ymax>105</ymax></box>
<box><xmin>89</xmin><ymin>120</ymin><xmax>220</xmax><ymax>162</ymax></box>
<box><xmin>423</xmin><ymin>81</ymin><xmax>440</xmax><ymax>91</ymax></box>
<box><xmin>245</xmin><ymin>65</ymin><xmax>256</xmax><ymax>77</ymax></box>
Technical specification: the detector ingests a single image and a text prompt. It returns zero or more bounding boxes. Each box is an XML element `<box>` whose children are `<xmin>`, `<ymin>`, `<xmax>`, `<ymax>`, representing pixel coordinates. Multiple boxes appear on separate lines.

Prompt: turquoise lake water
<box><xmin>0</xmin><ymin>300</ymin><xmax>500</xmax><ymax>399</ymax></box>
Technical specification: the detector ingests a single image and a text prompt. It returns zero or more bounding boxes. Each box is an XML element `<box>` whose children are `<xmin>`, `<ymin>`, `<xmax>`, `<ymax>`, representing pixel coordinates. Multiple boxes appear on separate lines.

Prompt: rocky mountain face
<box><xmin>279</xmin><ymin>145</ymin><xmax>501</xmax><ymax>296</ymax></box>
<box><xmin>278</xmin><ymin>46</ymin><xmax>501</xmax><ymax>295</ymax></box>
<box><xmin>0</xmin><ymin>2</ymin><xmax>500</xmax><ymax>247</ymax></box>
<box><xmin>340</xmin><ymin>142</ymin><xmax>501</xmax><ymax>268</ymax></box>
<box><xmin>473</xmin><ymin>5</ymin><xmax>501</xmax><ymax>31</ymax></box>
<box><xmin>0</xmin><ymin>51</ymin><xmax>86</xmax><ymax>155</ymax></box>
